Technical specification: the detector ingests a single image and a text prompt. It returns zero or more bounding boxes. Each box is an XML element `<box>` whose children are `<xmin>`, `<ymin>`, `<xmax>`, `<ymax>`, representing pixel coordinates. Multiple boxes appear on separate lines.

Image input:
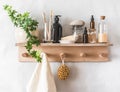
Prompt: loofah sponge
<box><xmin>57</xmin><ymin>64</ymin><xmax>70</xmax><ymax>80</ymax></box>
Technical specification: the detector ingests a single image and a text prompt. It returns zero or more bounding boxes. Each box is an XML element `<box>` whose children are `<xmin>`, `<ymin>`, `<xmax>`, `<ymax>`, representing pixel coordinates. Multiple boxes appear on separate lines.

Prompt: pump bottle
<box><xmin>52</xmin><ymin>15</ymin><xmax>62</xmax><ymax>43</ymax></box>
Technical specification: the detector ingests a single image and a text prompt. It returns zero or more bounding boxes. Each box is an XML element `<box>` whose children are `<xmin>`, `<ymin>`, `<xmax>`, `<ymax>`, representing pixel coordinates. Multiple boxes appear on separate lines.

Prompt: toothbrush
<box><xmin>48</xmin><ymin>10</ymin><xmax>53</xmax><ymax>41</ymax></box>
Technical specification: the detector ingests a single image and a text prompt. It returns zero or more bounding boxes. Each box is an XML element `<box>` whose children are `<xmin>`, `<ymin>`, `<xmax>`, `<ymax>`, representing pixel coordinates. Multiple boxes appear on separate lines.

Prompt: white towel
<box><xmin>27</xmin><ymin>53</ymin><xmax>57</xmax><ymax>92</ymax></box>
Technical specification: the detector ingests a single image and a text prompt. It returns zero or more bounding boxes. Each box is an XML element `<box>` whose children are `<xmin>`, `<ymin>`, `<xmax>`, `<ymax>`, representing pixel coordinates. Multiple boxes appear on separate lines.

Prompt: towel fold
<box><xmin>27</xmin><ymin>53</ymin><xmax>57</xmax><ymax>92</ymax></box>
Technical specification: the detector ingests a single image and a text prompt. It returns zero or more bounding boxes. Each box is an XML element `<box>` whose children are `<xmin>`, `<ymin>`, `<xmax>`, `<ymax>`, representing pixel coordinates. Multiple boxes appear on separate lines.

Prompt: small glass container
<box><xmin>88</xmin><ymin>29</ymin><xmax>97</xmax><ymax>43</ymax></box>
<box><xmin>43</xmin><ymin>23</ymin><xmax>48</xmax><ymax>42</ymax></box>
<box><xmin>73</xmin><ymin>25</ymin><xmax>84</xmax><ymax>43</ymax></box>
<box><xmin>43</xmin><ymin>23</ymin><xmax>52</xmax><ymax>43</ymax></box>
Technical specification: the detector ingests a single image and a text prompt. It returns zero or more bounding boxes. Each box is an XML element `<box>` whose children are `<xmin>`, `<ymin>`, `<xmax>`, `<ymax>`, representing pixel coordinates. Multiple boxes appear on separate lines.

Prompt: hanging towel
<box><xmin>27</xmin><ymin>53</ymin><xmax>57</xmax><ymax>92</ymax></box>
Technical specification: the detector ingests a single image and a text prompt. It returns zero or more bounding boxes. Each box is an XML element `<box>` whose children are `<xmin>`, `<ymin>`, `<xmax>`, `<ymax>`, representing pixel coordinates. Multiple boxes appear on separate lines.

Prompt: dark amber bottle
<box><xmin>90</xmin><ymin>15</ymin><xmax>95</xmax><ymax>29</ymax></box>
<box><xmin>83</xmin><ymin>27</ymin><xmax>88</xmax><ymax>43</ymax></box>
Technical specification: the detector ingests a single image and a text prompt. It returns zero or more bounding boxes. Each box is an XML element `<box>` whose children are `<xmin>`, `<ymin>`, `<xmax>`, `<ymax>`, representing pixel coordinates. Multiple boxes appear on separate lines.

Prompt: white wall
<box><xmin>0</xmin><ymin>0</ymin><xmax>120</xmax><ymax>92</ymax></box>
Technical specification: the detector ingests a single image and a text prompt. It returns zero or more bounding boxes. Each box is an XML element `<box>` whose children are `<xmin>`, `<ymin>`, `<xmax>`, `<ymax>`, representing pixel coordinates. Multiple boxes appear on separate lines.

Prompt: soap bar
<box><xmin>61</xmin><ymin>35</ymin><xmax>75</xmax><ymax>41</ymax></box>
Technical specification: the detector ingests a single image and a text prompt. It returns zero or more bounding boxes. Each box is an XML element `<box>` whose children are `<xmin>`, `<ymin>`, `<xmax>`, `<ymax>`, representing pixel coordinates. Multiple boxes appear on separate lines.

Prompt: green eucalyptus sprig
<box><xmin>4</xmin><ymin>5</ymin><xmax>42</xmax><ymax>62</ymax></box>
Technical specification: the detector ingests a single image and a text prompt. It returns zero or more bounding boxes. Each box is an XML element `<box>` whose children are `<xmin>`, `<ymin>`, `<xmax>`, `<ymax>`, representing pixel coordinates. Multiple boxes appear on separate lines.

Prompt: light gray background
<box><xmin>0</xmin><ymin>0</ymin><xmax>120</xmax><ymax>92</ymax></box>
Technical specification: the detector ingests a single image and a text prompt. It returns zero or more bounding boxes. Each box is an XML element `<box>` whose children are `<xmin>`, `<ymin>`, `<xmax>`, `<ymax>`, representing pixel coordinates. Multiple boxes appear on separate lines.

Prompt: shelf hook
<box><xmin>60</xmin><ymin>53</ymin><xmax>66</xmax><ymax>60</ymax></box>
<box><xmin>98</xmin><ymin>53</ymin><xmax>107</xmax><ymax>58</ymax></box>
<box><xmin>80</xmin><ymin>53</ymin><xmax>86</xmax><ymax>57</ymax></box>
<box><xmin>22</xmin><ymin>52</ymin><xmax>29</xmax><ymax>57</ymax></box>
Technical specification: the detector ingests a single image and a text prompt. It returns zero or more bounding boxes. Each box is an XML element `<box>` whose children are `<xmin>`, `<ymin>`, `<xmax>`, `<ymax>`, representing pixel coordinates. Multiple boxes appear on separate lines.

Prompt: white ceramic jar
<box><xmin>14</xmin><ymin>27</ymin><xmax>40</xmax><ymax>43</ymax></box>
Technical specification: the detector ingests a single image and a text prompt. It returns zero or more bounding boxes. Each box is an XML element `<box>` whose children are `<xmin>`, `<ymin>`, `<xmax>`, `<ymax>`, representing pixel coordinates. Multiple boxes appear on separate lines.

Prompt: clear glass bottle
<box><xmin>44</xmin><ymin>23</ymin><xmax>48</xmax><ymax>42</ymax></box>
<box><xmin>98</xmin><ymin>16</ymin><xmax>108</xmax><ymax>43</ymax></box>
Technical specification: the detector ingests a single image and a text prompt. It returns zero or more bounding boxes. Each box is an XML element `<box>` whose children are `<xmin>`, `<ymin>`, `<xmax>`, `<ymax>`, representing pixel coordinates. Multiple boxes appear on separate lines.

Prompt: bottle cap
<box><xmin>91</xmin><ymin>15</ymin><xmax>94</xmax><ymax>21</ymax></box>
<box><xmin>84</xmin><ymin>27</ymin><xmax>87</xmax><ymax>34</ymax></box>
<box><xmin>54</xmin><ymin>15</ymin><xmax>61</xmax><ymax>22</ymax></box>
<box><xmin>100</xmin><ymin>16</ymin><xmax>105</xmax><ymax>20</ymax></box>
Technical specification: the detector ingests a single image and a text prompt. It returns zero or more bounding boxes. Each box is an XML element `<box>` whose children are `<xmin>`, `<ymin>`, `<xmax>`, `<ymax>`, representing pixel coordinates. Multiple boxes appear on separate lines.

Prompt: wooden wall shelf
<box><xmin>16</xmin><ymin>43</ymin><xmax>112</xmax><ymax>62</ymax></box>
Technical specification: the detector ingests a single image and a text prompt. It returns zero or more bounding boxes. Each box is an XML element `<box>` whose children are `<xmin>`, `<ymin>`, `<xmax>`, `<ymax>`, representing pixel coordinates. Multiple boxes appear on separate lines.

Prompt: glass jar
<box><xmin>98</xmin><ymin>16</ymin><xmax>108</xmax><ymax>43</ymax></box>
<box><xmin>88</xmin><ymin>29</ymin><xmax>97</xmax><ymax>43</ymax></box>
<box><xmin>73</xmin><ymin>25</ymin><xmax>84</xmax><ymax>43</ymax></box>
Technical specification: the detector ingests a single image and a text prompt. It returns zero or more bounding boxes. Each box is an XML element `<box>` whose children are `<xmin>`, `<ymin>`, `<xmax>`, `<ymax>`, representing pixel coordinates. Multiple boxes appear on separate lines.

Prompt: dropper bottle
<box><xmin>90</xmin><ymin>15</ymin><xmax>95</xmax><ymax>29</ymax></box>
<box><xmin>83</xmin><ymin>27</ymin><xmax>88</xmax><ymax>43</ymax></box>
<box><xmin>89</xmin><ymin>15</ymin><xmax>97</xmax><ymax>43</ymax></box>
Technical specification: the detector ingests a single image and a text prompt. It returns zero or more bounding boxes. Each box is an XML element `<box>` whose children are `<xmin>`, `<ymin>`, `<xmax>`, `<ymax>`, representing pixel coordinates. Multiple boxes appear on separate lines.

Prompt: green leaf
<box><xmin>4</xmin><ymin>5</ymin><xmax>41</xmax><ymax>62</ymax></box>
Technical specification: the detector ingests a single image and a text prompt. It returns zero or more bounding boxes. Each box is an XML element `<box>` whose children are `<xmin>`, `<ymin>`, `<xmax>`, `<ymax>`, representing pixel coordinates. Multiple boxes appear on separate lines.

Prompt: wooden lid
<box><xmin>100</xmin><ymin>16</ymin><xmax>105</xmax><ymax>20</ymax></box>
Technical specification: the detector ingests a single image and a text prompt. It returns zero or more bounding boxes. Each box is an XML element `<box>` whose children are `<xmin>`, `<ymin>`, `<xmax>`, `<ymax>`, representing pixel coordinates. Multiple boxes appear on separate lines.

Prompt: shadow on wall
<box><xmin>39</xmin><ymin>28</ymin><xmax>44</xmax><ymax>42</ymax></box>
<box><xmin>62</xmin><ymin>18</ymin><xmax>73</xmax><ymax>37</ymax></box>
